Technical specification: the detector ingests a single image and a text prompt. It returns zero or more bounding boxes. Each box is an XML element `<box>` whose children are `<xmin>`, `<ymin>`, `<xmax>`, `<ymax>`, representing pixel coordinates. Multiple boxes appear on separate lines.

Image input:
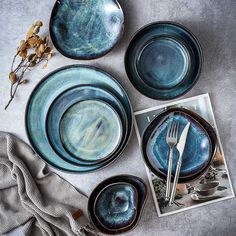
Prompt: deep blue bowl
<box><xmin>125</xmin><ymin>22</ymin><xmax>203</xmax><ymax>100</ymax></box>
<box><xmin>46</xmin><ymin>85</ymin><xmax>128</xmax><ymax>166</ymax></box>
<box><xmin>50</xmin><ymin>0</ymin><xmax>124</xmax><ymax>60</ymax></box>
<box><xmin>25</xmin><ymin>65</ymin><xmax>133</xmax><ymax>173</ymax></box>
<box><xmin>88</xmin><ymin>175</ymin><xmax>147</xmax><ymax>234</ymax></box>
<box><xmin>141</xmin><ymin>108</ymin><xmax>217</xmax><ymax>183</ymax></box>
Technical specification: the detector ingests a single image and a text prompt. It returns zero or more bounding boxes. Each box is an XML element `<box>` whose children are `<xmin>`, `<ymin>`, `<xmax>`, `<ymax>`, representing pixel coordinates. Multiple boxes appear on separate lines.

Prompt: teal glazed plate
<box><xmin>141</xmin><ymin>108</ymin><xmax>217</xmax><ymax>183</ymax></box>
<box><xmin>25</xmin><ymin>65</ymin><xmax>133</xmax><ymax>173</ymax></box>
<box><xmin>125</xmin><ymin>22</ymin><xmax>203</xmax><ymax>100</ymax></box>
<box><xmin>46</xmin><ymin>85</ymin><xmax>128</xmax><ymax>166</ymax></box>
<box><xmin>50</xmin><ymin>0</ymin><xmax>124</xmax><ymax>59</ymax></box>
<box><xmin>88</xmin><ymin>175</ymin><xmax>147</xmax><ymax>234</ymax></box>
<box><xmin>59</xmin><ymin>100</ymin><xmax>123</xmax><ymax>162</ymax></box>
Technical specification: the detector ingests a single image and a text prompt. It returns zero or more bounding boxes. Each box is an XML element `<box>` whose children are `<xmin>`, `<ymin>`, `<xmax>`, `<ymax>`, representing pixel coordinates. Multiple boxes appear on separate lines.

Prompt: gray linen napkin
<box><xmin>0</xmin><ymin>132</ymin><xmax>97</xmax><ymax>236</ymax></box>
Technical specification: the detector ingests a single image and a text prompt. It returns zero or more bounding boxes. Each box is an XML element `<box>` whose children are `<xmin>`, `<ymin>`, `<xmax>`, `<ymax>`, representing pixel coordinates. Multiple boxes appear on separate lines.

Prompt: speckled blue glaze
<box><xmin>88</xmin><ymin>175</ymin><xmax>147</xmax><ymax>234</ymax></box>
<box><xmin>50</xmin><ymin>0</ymin><xmax>124</xmax><ymax>59</ymax></box>
<box><xmin>94</xmin><ymin>183</ymin><xmax>138</xmax><ymax>230</ymax></box>
<box><xmin>146</xmin><ymin>114</ymin><xmax>211</xmax><ymax>177</ymax></box>
<box><xmin>125</xmin><ymin>22</ymin><xmax>203</xmax><ymax>100</ymax></box>
<box><xmin>25</xmin><ymin>65</ymin><xmax>133</xmax><ymax>173</ymax></box>
<box><xmin>60</xmin><ymin>100</ymin><xmax>123</xmax><ymax>162</ymax></box>
<box><xmin>137</xmin><ymin>37</ymin><xmax>190</xmax><ymax>89</ymax></box>
<box><xmin>46</xmin><ymin>85</ymin><xmax>128</xmax><ymax>166</ymax></box>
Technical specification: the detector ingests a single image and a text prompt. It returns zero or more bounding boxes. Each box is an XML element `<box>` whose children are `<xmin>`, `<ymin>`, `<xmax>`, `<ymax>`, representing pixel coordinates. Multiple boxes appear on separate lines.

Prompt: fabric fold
<box><xmin>0</xmin><ymin>132</ymin><xmax>97</xmax><ymax>236</ymax></box>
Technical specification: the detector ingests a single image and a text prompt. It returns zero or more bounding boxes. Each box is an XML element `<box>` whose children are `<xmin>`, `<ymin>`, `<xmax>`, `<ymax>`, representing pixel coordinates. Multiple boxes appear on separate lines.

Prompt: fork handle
<box><xmin>169</xmin><ymin>157</ymin><xmax>182</xmax><ymax>205</ymax></box>
<box><xmin>165</xmin><ymin>148</ymin><xmax>173</xmax><ymax>201</ymax></box>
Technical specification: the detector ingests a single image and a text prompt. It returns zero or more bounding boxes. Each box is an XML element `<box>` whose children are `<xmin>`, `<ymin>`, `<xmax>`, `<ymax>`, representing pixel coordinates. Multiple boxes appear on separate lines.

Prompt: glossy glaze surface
<box><xmin>94</xmin><ymin>183</ymin><xmax>138</xmax><ymax>230</ymax></box>
<box><xmin>50</xmin><ymin>0</ymin><xmax>124</xmax><ymax>59</ymax></box>
<box><xmin>60</xmin><ymin>100</ymin><xmax>123</xmax><ymax>162</ymax></box>
<box><xmin>88</xmin><ymin>175</ymin><xmax>147</xmax><ymax>234</ymax></box>
<box><xmin>141</xmin><ymin>108</ymin><xmax>217</xmax><ymax>183</ymax></box>
<box><xmin>25</xmin><ymin>65</ymin><xmax>133</xmax><ymax>173</ymax></box>
<box><xmin>125</xmin><ymin>22</ymin><xmax>203</xmax><ymax>100</ymax></box>
<box><xmin>46</xmin><ymin>85</ymin><xmax>128</xmax><ymax>166</ymax></box>
<box><xmin>137</xmin><ymin>37</ymin><xmax>189</xmax><ymax>89</ymax></box>
<box><xmin>146</xmin><ymin>113</ymin><xmax>211</xmax><ymax>176</ymax></box>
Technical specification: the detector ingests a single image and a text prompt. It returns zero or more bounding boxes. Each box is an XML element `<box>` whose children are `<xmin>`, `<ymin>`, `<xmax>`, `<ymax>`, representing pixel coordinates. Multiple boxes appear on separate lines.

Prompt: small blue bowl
<box><xmin>125</xmin><ymin>21</ymin><xmax>203</xmax><ymax>100</ymax></box>
<box><xmin>141</xmin><ymin>108</ymin><xmax>217</xmax><ymax>183</ymax></box>
<box><xmin>50</xmin><ymin>0</ymin><xmax>124</xmax><ymax>60</ymax></box>
<box><xmin>88</xmin><ymin>175</ymin><xmax>147</xmax><ymax>234</ymax></box>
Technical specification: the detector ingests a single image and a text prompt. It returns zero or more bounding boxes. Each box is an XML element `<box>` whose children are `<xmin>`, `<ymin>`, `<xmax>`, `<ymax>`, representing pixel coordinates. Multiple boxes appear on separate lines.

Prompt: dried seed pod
<box><xmin>19</xmin><ymin>79</ymin><xmax>28</xmax><ymax>84</ymax></box>
<box><xmin>35</xmin><ymin>20</ymin><xmax>43</xmax><ymax>27</ymax></box>
<box><xmin>38</xmin><ymin>43</ymin><xmax>45</xmax><ymax>53</ymax></box>
<box><xmin>33</xmin><ymin>26</ymin><xmax>40</xmax><ymax>35</ymax></box>
<box><xmin>44</xmin><ymin>47</ymin><xmax>52</xmax><ymax>54</ymax></box>
<box><xmin>18</xmin><ymin>49</ymin><xmax>27</xmax><ymax>59</ymax></box>
<box><xmin>19</xmin><ymin>40</ymin><xmax>27</xmax><ymax>51</ymax></box>
<box><xmin>9</xmin><ymin>72</ymin><xmax>18</xmax><ymax>84</ymax></box>
<box><xmin>28</xmin><ymin>53</ymin><xmax>36</xmax><ymax>62</ymax></box>
<box><xmin>28</xmin><ymin>36</ymin><xmax>41</xmax><ymax>47</ymax></box>
<box><xmin>27</xmin><ymin>26</ymin><xmax>35</xmax><ymax>39</ymax></box>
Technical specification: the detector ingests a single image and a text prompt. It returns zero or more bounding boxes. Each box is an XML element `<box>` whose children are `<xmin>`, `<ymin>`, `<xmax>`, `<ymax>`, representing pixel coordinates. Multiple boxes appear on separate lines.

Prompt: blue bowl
<box><xmin>25</xmin><ymin>65</ymin><xmax>133</xmax><ymax>173</ymax></box>
<box><xmin>46</xmin><ymin>85</ymin><xmax>128</xmax><ymax>166</ymax></box>
<box><xmin>141</xmin><ymin>108</ymin><xmax>217</xmax><ymax>183</ymax></box>
<box><xmin>50</xmin><ymin>0</ymin><xmax>124</xmax><ymax>60</ymax></box>
<box><xmin>125</xmin><ymin>22</ymin><xmax>203</xmax><ymax>100</ymax></box>
<box><xmin>88</xmin><ymin>175</ymin><xmax>147</xmax><ymax>234</ymax></box>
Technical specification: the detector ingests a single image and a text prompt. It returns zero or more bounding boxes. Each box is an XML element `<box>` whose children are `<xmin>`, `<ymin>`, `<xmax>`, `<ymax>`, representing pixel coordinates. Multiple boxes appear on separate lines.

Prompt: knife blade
<box><xmin>176</xmin><ymin>122</ymin><xmax>191</xmax><ymax>157</ymax></box>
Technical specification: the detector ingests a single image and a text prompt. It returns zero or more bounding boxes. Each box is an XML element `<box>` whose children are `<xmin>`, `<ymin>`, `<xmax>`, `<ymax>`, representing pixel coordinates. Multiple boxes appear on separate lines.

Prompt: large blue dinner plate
<box><xmin>50</xmin><ymin>0</ymin><xmax>124</xmax><ymax>60</ymax></box>
<box><xmin>125</xmin><ymin>22</ymin><xmax>203</xmax><ymax>100</ymax></box>
<box><xmin>46</xmin><ymin>85</ymin><xmax>128</xmax><ymax>166</ymax></box>
<box><xmin>25</xmin><ymin>65</ymin><xmax>133</xmax><ymax>173</ymax></box>
<box><xmin>141</xmin><ymin>108</ymin><xmax>217</xmax><ymax>183</ymax></box>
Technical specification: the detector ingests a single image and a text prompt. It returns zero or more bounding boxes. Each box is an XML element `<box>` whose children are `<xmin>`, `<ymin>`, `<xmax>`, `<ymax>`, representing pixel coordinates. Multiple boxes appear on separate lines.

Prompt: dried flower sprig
<box><xmin>5</xmin><ymin>20</ymin><xmax>53</xmax><ymax>110</ymax></box>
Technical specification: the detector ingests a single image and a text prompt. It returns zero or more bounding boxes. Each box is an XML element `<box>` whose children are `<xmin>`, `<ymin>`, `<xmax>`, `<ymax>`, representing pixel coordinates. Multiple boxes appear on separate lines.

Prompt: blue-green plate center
<box><xmin>136</xmin><ymin>37</ymin><xmax>190</xmax><ymax>89</ymax></box>
<box><xmin>59</xmin><ymin>100</ymin><xmax>123</xmax><ymax>162</ymax></box>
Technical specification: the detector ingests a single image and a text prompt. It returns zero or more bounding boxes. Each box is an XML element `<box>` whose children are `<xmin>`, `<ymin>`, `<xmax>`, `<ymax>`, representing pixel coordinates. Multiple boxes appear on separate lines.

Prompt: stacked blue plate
<box><xmin>25</xmin><ymin>65</ymin><xmax>133</xmax><ymax>173</ymax></box>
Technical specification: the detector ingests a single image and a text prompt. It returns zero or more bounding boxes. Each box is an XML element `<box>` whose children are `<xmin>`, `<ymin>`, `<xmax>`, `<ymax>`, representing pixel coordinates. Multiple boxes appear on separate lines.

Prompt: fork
<box><xmin>165</xmin><ymin>121</ymin><xmax>179</xmax><ymax>201</ymax></box>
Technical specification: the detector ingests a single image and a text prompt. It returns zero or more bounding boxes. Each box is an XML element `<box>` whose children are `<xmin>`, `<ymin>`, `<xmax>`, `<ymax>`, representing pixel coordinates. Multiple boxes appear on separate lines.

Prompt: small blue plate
<box><xmin>142</xmin><ymin>108</ymin><xmax>217</xmax><ymax>183</ymax></box>
<box><xmin>50</xmin><ymin>0</ymin><xmax>124</xmax><ymax>59</ymax></box>
<box><xmin>125</xmin><ymin>22</ymin><xmax>203</xmax><ymax>100</ymax></box>
<box><xmin>59</xmin><ymin>100</ymin><xmax>123</xmax><ymax>162</ymax></box>
<box><xmin>46</xmin><ymin>85</ymin><xmax>128</xmax><ymax>166</ymax></box>
<box><xmin>25</xmin><ymin>65</ymin><xmax>133</xmax><ymax>173</ymax></box>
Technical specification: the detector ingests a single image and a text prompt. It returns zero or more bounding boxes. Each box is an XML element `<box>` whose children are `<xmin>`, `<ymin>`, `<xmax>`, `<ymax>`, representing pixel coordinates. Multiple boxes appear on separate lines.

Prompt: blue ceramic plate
<box><xmin>142</xmin><ymin>108</ymin><xmax>216</xmax><ymax>183</ymax></box>
<box><xmin>94</xmin><ymin>183</ymin><xmax>138</xmax><ymax>231</ymax></box>
<box><xmin>25</xmin><ymin>65</ymin><xmax>133</xmax><ymax>173</ymax></box>
<box><xmin>46</xmin><ymin>85</ymin><xmax>128</xmax><ymax>166</ymax></box>
<box><xmin>125</xmin><ymin>22</ymin><xmax>203</xmax><ymax>100</ymax></box>
<box><xmin>50</xmin><ymin>0</ymin><xmax>124</xmax><ymax>59</ymax></box>
<box><xmin>59</xmin><ymin>100</ymin><xmax>123</xmax><ymax>162</ymax></box>
<box><xmin>88</xmin><ymin>175</ymin><xmax>147</xmax><ymax>234</ymax></box>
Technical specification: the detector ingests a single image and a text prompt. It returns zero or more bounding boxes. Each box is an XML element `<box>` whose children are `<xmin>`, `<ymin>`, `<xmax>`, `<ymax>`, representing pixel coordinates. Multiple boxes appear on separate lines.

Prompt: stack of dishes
<box><xmin>25</xmin><ymin>65</ymin><xmax>133</xmax><ymax>173</ymax></box>
<box><xmin>141</xmin><ymin>108</ymin><xmax>217</xmax><ymax>182</ymax></box>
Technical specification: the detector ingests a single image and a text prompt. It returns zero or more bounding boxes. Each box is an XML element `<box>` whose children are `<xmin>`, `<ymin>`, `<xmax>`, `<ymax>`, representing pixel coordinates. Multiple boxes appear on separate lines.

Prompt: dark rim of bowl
<box><xmin>58</xmin><ymin>98</ymin><xmax>124</xmax><ymax>163</ymax></box>
<box><xmin>25</xmin><ymin>64</ymin><xmax>134</xmax><ymax>174</ymax></box>
<box><xmin>45</xmin><ymin>84</ymin><xmax>129</xmax><ymax>167</ymax></box>
<box><xmin>88</xmin><ymin>175</ymin><xmax>148</xmax><ymax>235</ymax></box>
<box><xmin>124</xmin><ymin>21</ymin><xmax>204</xmax><ymax>100</ymax></box>
<box><xmin>49</xmin><ymin>0</ymin><xmax>125</xmax><ymax>60</ymax></box>
<box><xmin>141</xmin><ymin>107</ymin><xmax>217</xmax><ymax>183</ymax></box>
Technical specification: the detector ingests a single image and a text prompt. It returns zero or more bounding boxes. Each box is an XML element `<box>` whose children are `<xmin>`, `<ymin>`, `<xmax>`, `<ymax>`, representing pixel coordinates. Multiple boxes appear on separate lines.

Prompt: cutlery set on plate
<box><xmin>165</xmin><ymin>121</ymin><xmax>191</xmax><ymax>205</ymax></box>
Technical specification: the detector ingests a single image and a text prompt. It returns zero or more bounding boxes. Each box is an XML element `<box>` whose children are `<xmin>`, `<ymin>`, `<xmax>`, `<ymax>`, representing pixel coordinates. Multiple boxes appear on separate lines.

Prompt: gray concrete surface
<box><xmin>0</xmin><ymin>0</ymin><xmax>236</xmax><ymax>235</ymax></box>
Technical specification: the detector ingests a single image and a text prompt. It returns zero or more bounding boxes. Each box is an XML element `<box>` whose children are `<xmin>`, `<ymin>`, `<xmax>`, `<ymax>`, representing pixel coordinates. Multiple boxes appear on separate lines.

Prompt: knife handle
<box><xmin>169</xmin><ymin>157</ymin><xmax>182</xmax><ymax>205</ymax></box>
<box><xmin>165</xmin><ymin>148</ymin><xmax>173</xmax><ymax>201</ymax></box>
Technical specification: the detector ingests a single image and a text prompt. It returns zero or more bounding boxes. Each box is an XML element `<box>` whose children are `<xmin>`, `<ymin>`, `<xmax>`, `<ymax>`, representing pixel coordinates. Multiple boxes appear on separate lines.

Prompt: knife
<box><xmin>169</xmin><ymin>122</ymin><xmax>191</xmax><ymax>205</ymax></box>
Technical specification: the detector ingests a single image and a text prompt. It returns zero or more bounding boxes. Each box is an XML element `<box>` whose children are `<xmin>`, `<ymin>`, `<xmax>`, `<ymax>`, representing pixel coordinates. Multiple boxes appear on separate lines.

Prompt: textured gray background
<box><xmin>0</xmin><ymin>0</ymin><xmax>236</xmax><ymax>235</ymax></box>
